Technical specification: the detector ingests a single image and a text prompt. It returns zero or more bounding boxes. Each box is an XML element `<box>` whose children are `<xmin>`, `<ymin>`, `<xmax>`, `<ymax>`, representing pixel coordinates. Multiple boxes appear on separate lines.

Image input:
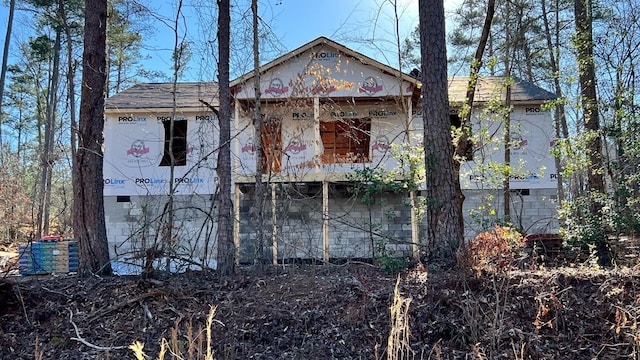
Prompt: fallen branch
<box><xmin>42</xmin><ymin>286</ymin><xmax>68</xmax><ymax>297</ymax></box>
<box><xmin>69</xmin><ymin>309</ymin><xmax>129</xmax><ymax>351</ymax></box>
<box><xmin>87</xmin><ymin>289</ymin><xmax>163</xmax><ymax>324</ymax></box>
<box><xmin>12</xmin><ymin>282</ymin><xmax>30</xmax><ymax>325</ymax></box>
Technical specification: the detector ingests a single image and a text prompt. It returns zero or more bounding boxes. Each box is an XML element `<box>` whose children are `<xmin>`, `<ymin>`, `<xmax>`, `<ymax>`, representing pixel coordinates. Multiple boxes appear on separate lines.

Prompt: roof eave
<box><xmin>104</xmin><ymin>106</ymin><xmax>216</xmax><ymax>114</ymax></box>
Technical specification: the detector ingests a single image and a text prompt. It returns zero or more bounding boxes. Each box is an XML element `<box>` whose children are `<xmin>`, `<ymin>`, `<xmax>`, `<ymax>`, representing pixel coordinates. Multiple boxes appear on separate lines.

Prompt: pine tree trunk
<box><xmin>252</xmin><ymin>0</ymin><xmax>266</xmax><ymax>272</ymax></box>
<box><xmin>541</xmin><ymin>0</ymin><xmax>568</xmax><ymax>203</ymax></box>
<box><xmin>59</xmin><ymin>0</ymin><xmax>78</xmax><ymax>161</ymax></box>
<box><xmin>216</xmin><ymin>0</ymin><xmax>234</xmax><ymax>275</ymax></box>
<box><xmin>74</xmin><ymin>0</ymin><xmax>111</xmax><ymax>276</ymax></box>
<box><xmin>40</xmin><ymin>29</ymin><xmax>62</xmax><ymax>238</ymax></box>
<box><xmin>419</xmin><ymin>0</ymin><xmax>463</xmax><ymax>265</ymax></box>
<box><xmin>0</xmin><ymin>0</ymin><xmax>16</xmax><ymax>154</ymax></box>
<box><xmin>503</xmin><ymin>0</ymin><xmax>512</xmax><ymax>224</ymax></box>
<box><xmin>574</xmin><ymin>0</ymin><xmax>610</xmax><ymax>266</ymax></box>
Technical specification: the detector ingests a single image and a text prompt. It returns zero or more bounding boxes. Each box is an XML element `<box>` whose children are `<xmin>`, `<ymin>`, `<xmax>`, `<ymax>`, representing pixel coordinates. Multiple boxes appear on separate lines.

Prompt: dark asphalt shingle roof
<box><xmin>447</xmin><ymin>76</ymin><xmax>557</xmax><ymax>104</ymax></box>
<box><xmin>106</xmin><ymin>76</ymin><xmax>556</xmax><ymax>110</ymax></box>
<box><xmin>105</xmin><ymin>82</ymin><xmax>219</xmax><ymax>110</ymax></box>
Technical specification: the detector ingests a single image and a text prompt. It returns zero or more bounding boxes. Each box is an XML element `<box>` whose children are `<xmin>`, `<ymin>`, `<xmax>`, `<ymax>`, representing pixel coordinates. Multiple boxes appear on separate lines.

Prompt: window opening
<box><xmin>160</xmin><ymin>119</ymin><xmax>188</xmax><ymax>166</ymax></box>
<box><xmin>450</xmin><ymin>113</ymin><xmax>461</xmax><ymax>128</ymax></box>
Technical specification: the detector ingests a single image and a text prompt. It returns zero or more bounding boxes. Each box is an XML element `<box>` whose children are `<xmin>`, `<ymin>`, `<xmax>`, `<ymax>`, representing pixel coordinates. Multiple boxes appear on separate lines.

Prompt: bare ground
<box><xmin>2</xmin><ymin>259</ymin><xmax>640</xmax><ymax>359</ymax></box>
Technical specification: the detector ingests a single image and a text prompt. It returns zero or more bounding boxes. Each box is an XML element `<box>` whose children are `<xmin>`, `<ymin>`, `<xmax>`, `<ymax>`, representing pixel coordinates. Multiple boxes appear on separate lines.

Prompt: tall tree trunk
<box><xmin>0</xmin><ymin>0</ymin><xmax>16</xmax><ymax>157</ymax></box>
<box><xmin>74</xmin><ymin>0</ymin><xmax>111</xmax><ymax>276</ymax></box>
<box><xmin>38</xmin><ymin>29</ymin><xmax>62</xmax><ymax>238</ymax></box>
<box><xmin>216</xmin><ymin>0</ymin><xmax>234</xmax><ymax>275</ymax></box>
<box><xmin>164</xmin><ymin>0</ymin><xmax>185</xmax><ymax>270</ymax></box>
<box><xmin>33</xmin><ymin>73</ymin><xmax>45</xmax><ymax>238</ymax></box>
<box><xmin>59</xmin><ymin>0</ymin><xmax>78</xmax><ymax>160</ymax></box>
<box><xmin>17</xmin><ymin>109</ymin><xmax>23</xmax><ymax>162</ymax></box>
<box><xmin>454</xmin><ymin>0</ymin><xmax>496</xmax><ymax>236</ymax></box>
<box><xmin>503</xmin><ymin>0</ymin><xmax>512</xmax><ymax>224</ymax></box>
<box><xmin>252</xmin><ymin>0</ymin><xmax>266</xmax><ymax>271</ymax></box>
<box><xmin>515</xmin><ymin>4</ymin><xmax>534</xmax><ymax>82</ymax></box>
<box><xmin>503</xmin><ymin>82</ymin><xmax>512</xmax><ymax>222</ymax></box>
<box><xmin>542</xmin><ymin>0</ymin><xmax>568</xmax><ymax>203</ymax></box>
<box><xmin>574</xmin><ymin>0</ymin><xmax>609</xmax><ymax>266</ymax></box>
<box><xmin>419</xmin><ymin>0</ymin><xmax>463</xmax><ymax>265</ymax></box>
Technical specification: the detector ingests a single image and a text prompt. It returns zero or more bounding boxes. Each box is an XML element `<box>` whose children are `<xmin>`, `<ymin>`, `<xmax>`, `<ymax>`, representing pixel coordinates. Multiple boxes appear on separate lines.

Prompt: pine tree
<box><xmin>74</xmin><ymin>0</ymin><xmax>111</xmax><ymax>276</ymax></box>
<box><xmin>419</xmin><ymin>0</ymin><xmax>463</xmax><ymax>265</ymax></box>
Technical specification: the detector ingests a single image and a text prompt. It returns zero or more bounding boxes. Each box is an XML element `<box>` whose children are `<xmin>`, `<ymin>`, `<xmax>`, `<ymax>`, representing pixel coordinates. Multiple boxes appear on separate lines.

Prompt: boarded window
<box><xmin>261</xmin><ymin>116</ymin><xmax>282</xmax><ymax>173</ymax></box>
<box><xmin>320</xmin><ymin>118</ymin><xmax>371</xmax><ymax>163</ymax></box>
<box><xmin>160</xmin><ymin>119</ymin><xmax>187</xmax><ymax>166</ymax></box>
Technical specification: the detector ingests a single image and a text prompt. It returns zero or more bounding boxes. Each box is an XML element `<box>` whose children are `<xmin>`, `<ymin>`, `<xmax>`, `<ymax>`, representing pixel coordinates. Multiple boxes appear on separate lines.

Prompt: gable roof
<box><xmin>230</xmin><ymin>36</ymin><xmax>420</xmax><ymax>89</ymax></box>
<box><xmin>104</xmin><ymin>40</ymin><xmax>557</xmax><ymax>109</ymax></box>
<box><xmin>105</xmin><ymin>82</ymin><xmax>219</xmax><ymax>110</ymax></box>
<box><xmin>105</xmin><ymin>76</ymin><xmax>556</xmax><ymax>111</ymax></box>
<box><xmin>447</xmin><ymin>76</ymin><xmax>557</xmax><ymax>105</ymax></box>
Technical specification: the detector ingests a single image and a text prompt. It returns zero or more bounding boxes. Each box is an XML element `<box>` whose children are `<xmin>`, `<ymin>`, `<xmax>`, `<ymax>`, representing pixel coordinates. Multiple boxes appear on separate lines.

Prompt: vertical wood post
<box><xmin>271</xmin><ymin>183</ymin><xmax>278</xmax><ymax>265</ymax></box>
<box><xmin>407</xmin><ymin>98</ymin><xmax>420</xmax><ymax>260</ymax></box>
<box><xmin>314</xmin><ymin>97</ymin><xmax>321</xmax><ymax>173</ymax></box>
<box><xmin>233</xmin><ymin>99</ymin><xmax>241</xmax><ymax>266</ymax></box>
<box><xmin>322</xmin><ymin>181</ymin><xmax>329</xmax><ymax>263</ymax></box>
<box><xmin>410</xmin><ymin>190</ymin><xmax>420</xmax><ymax>260</ymax></box>
<box><xmin>234</xmin><ymin>183</ymin><xmax>241</xmax><ymax>265</ymax></box>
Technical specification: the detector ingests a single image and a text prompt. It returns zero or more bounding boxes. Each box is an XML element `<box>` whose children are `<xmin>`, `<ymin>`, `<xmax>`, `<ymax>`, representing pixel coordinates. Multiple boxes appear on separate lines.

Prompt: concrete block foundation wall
<box><xmin>237</xmin><ymin>183</ymin><xmax>415</xmax><ymax>263</ymax></box>
<box><xmin>104</xmin><ymin>187</ymin><xmax>559</xmax><ymax>264</ymax></box>
<box><xmin>462</xmin><ymin>188</ymin><xmax>560</xmax><ymax>239</ymax></box>
<box><xmin>104</xmin><ymin>194</ymin><xmax>218</xmax><ymax>264</ymax></box>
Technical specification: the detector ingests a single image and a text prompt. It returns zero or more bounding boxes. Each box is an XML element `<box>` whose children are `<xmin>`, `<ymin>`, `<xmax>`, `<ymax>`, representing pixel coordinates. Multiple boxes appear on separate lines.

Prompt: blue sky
<box><xmin>0</xmin><ymin>0</ymin><xmax>461</xmax><ymax>83</ymax></box>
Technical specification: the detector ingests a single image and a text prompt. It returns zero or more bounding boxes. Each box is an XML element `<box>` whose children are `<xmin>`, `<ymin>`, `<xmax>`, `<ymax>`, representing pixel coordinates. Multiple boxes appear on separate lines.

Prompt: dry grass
<box><xmin>384</xmin><ymin>275</ymin><xmax>413</xmax><ymax>360</ymax></box>
<box><xmin>131</xmin><ymin>305</ymin><xmax>221</xmax><ymax>360</ymax></box>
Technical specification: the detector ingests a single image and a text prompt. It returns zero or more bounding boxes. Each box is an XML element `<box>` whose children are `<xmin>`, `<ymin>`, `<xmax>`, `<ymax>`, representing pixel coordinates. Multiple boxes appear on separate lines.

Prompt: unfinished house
<box><xmin>103</xmin><ymin>37</ymin><xmax>558</xmax><ymax>267</ymax></box>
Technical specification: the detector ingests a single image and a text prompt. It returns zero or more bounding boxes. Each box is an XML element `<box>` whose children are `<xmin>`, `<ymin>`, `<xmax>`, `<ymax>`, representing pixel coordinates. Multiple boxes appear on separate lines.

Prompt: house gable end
<box><xmin>231</xmin><ymin>37</ymin><xmax>417</xmax><ymax>100</ymax></box>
